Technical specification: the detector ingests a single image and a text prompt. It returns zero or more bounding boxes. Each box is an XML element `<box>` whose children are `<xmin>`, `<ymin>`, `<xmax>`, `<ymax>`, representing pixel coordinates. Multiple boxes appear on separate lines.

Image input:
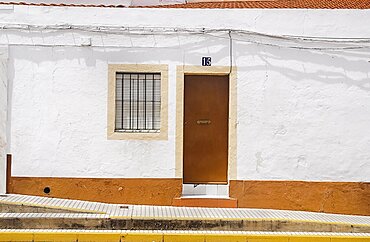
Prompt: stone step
<box><xmin>172</xmin><ymin>196</ymin><xmax>237</xmax><ymax>208</ymax></box>
<box><xmin>0</xmin><ymin>214</ymin><xmax>369</xmax><ymax>232</ymax></box>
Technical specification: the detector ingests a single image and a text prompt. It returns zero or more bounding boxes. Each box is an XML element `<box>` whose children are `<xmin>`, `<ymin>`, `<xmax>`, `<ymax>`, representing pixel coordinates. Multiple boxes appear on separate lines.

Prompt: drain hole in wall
<box><xmin>43</xmin><ymin>187</ymin><xmax>51</xmax><ymax>194</ymax></box>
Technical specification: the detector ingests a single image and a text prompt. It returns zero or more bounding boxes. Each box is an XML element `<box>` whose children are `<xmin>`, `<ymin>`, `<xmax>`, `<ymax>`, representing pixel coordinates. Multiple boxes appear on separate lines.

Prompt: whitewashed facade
<box><xmin>0</xmin><ymin>5</ymin><xmax>369</xmax><ymax>210</ymax></box>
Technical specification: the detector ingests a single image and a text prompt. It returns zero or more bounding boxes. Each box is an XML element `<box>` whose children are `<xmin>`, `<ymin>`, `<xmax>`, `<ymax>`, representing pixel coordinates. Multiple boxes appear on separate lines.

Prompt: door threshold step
<box><xmin>172</xmin><ymin>196</ymin><xmax>237</xmax><ymax>208</ymax></box>
<box><xmin>180</xmin><ymin>195</ymin><xmax>230</xmax><ymax>199</ymax></box>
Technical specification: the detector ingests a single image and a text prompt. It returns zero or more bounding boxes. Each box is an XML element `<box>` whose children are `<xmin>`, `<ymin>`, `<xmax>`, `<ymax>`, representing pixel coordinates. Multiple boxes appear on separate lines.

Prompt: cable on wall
<box><xmin>204</xmin><ymin>33</ymin><xmax>370</xmax><ymax>50</ymax></box>
<box><xmin>1</xmin><ymin>23</ymin><xmax>370</xmax><ymax>50</ymax></box>
<box><xmin>2</xmin><ymin>23</ymin><xmax>370</xmax><ymax>42</ymax></box>
<box><xmin>228</xmin><ymin>30</ymin><xmax>233</xmax><ymax>75</ymax></box>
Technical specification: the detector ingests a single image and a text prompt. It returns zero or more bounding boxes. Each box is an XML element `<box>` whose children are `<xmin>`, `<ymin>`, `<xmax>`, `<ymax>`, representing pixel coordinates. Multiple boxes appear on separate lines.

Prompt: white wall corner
<box><xmin>0</xmin><ymin>5</ymin><xmax>14</xmax><ymax>10</ymax></box>
<box><xmin>130</xmin><ymin>0</ymin><xmax>185</xmax><ymax>6</ymax></box>
<box><xmin>0</xmin><ymin>46</ymin><xmax>8</xmax><ymax>194</ymax></box>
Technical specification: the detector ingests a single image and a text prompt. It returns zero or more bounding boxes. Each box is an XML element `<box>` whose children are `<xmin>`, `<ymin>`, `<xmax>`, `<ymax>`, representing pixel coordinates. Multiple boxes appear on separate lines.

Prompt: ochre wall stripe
<box><xmin>5</xmin><ymin>154</ymin><xmax>12</xmax><ymax>194</ymax></box>
<box><xmin>8</xmin><ymin>177</ymin><xmax>370</xmax><ymax>216</ymax></box>
<box><xmin>9</xmin><ymin>177</ymin><xmax>182</xmax><ymax>206</ymax></box>
<box><xmin>230</xmin><ymin>180</ymin><xmax>370</xmax><ymax>216</ymax></box>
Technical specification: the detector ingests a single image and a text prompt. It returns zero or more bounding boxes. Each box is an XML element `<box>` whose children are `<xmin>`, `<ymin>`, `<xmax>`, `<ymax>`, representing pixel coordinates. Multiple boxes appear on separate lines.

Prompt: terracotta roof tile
<box><xmin>0</xmin><ymin>0</ymin><xmax>369</xmax><ymax>8</ymax></box>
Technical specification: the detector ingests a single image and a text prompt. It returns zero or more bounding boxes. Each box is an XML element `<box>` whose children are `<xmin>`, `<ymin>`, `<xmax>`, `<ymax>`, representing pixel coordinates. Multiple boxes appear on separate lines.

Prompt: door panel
<box><xmin>183</xmin><ymin>75</ymin><xmax>229</xmax><ymax>184</ymax></box>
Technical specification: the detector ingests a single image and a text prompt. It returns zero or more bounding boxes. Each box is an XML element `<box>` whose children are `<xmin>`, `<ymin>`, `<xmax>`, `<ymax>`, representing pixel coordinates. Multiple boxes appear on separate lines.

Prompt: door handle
<box><xmin>197</xmin><ymin>119</ymin><xmax>211</xmax><ymax>125</ymax></box>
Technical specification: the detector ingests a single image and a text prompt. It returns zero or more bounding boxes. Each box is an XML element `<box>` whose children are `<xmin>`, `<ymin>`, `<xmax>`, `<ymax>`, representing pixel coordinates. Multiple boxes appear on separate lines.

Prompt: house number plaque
<box><xmin>202</xmin><ymin>57</ymin><xmax>211</xmax><ymax>66</ymax></box>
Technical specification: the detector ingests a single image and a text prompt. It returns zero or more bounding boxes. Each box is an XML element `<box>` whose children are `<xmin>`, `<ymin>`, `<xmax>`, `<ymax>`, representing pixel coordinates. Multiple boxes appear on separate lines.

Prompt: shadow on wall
<box><xmin>5</xmin><ymin>31</ymin><xmax>370</xmax><ymax>181</ymax></box>
<box><xmin>6</xmin><ymin>30</ymin><xmax>231</xmax><ymax>66</ymax></box>
<box><xmin>234</xmin><ymin>39</ymin><xmax>370</xmax><ymax>91</ymax></box>
<box><xmin>6</xmin><ymin>30</ymin><xmax>370</xmax><ymax>91</ymax></box>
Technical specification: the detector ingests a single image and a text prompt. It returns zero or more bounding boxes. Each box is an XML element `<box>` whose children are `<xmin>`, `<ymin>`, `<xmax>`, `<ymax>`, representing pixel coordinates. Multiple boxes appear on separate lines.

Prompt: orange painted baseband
<box><xmin>172</xmin><ymin>197</ymin><xmax>237</xmax><ymax>208</ymax></box>
<box><xmin>8</xmin><ymin>177</ymin><xmax>370</xmax><ymax>216</ymax></box>
<box><xmin>230</xmin><ymin>180</ymin><xmax>370</xmax><ymax>216</ymax></box>
<box><xmin>8</xmin><ymin>177</ymin><xmax>182</xmax><ymax>206</ymax></box>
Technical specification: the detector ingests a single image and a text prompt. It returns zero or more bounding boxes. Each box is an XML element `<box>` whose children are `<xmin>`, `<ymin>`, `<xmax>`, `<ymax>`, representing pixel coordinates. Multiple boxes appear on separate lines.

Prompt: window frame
<box><xmin>108</xmin><ymin>64</ymin><xmax>168</xmax><ymax>140</ymax></box>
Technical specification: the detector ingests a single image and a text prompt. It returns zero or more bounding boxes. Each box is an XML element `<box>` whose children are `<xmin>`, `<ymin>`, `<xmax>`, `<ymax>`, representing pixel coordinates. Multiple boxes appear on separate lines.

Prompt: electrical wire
<box><xmin>2</xmin><ymin>23</ymin><xmax>370</xmax><ymax>42</ymax></box>
<box><xmin>6</xmin><ymin>43</ymin><xmax>182</xmax><ymax>49</ymax></box>
<box><xmin>204</xmin><ymin>33</ymin><xmax>370</xmax><ymax>50</ymax></box>
<box><xmin>1</xmin><ymin>23</ymin><xmax>370</xmax><ymax>50</ymax></box>
<box><xmin>228</xmin><ymin>30</ymin><xmax>233</xmax><ymax>75</ymax></box>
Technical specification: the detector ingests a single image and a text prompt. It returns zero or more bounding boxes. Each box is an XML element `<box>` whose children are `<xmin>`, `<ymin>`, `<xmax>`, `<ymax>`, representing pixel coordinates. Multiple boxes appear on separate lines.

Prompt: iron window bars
<box><xmin>115</xmin><ymin>73</ymin><xmax>161</xmax><ymax>132</ymax></box>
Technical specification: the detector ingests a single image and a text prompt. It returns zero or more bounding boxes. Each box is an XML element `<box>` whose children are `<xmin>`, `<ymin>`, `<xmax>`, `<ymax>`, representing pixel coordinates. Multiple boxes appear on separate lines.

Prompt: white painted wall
<box><xmin>0</xmin><ymin>6</ymin><xmax>369</xmax><ymax>182</ymax></box>
<box><xmin>0</xmin><ymin>47</ymin><xmax>7</xmax><ymax>193</ymax></box>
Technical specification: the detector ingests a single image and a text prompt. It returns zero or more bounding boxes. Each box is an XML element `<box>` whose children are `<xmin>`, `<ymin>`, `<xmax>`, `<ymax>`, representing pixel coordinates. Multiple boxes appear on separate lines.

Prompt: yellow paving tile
<box><xmin>164</xmin><ymin>234</ymin><xmax>205</xmax><ymax>242</ymax></box>
<box><xmin>122</xmin><ymin>233</ymin><xmax>163</xmax><ymax>242</ymax></box>
<box><xmin>331</xmin><ymin>237</ymin><xmax>370</xmax><ymax>242</ymax></box>
<box><xmin>77</xmin><ymin>232</ymin><xmax>121</xmax><ymax>242</ymax></box>
<box><xmin>0</xmin><ymin>232</ymin><xmax>34</xmax><ymax>241</ymax></box>
<box><xmin>289</xmin><ymin>236</ymin><xmax>331</xmax><ymax>242</ymax></box>
<box><xmin>33</xmin><ymin>232</ymin><xmax>78</xmax><ymax>242</ymax></box>
<box><xmin>1</xmin><ymin>230</ymin><xmax>370</xmax><ymax>242</ymax></box>
<box><xmin>246</xmin><ymin>237</ymin><xmax>289</xmax><ymax>242</ymax></box>
<box><xmin>205</xmin><ymin>234</ymin><xmax>247</xmax><ymax>242</ymax></box>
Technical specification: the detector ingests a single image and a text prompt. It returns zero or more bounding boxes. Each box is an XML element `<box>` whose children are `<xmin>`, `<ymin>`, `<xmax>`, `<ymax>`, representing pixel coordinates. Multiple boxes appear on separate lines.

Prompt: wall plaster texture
<box><xmin>0</xmin><ymin>47</ymin><xmax>7</xmax><ymax>193</ymax></box>
<box><xmin>0</xmin><ymin>7</ymin><xmax>369</xmax><ymax>182</ymax></box>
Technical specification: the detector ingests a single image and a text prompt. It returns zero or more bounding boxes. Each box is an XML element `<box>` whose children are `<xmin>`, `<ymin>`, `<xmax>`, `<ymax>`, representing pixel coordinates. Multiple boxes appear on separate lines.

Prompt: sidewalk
<box><xmin>0</xmin><ymin>193</ymin><xmax>369</xmax><ymax>241</ymax></box>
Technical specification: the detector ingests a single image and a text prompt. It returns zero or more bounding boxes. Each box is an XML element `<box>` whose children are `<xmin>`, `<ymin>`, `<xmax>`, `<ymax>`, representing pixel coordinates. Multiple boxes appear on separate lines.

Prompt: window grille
<box><xmin>115</xmin><ymin>73</ymin><xmax>161</xmax><ymax>132</ymax></box>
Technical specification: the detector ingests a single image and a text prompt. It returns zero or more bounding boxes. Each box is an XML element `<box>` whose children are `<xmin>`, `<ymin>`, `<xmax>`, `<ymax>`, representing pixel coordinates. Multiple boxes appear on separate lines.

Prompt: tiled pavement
<box><xmin>0</xmin><ymin>194</ymin><xmax>369</xmax><ymax>226</ymax></box>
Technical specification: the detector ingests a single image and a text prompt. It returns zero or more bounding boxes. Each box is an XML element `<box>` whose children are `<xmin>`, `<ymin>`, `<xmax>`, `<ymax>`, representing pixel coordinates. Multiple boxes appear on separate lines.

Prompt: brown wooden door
<box><xmin>183</xmin><ymin>75</ymin><xmax>229</xmax><ymax>184</ymax></box>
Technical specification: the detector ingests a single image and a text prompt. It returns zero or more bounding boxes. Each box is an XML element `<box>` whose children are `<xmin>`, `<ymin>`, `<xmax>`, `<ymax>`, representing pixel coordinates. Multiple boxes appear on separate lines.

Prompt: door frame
<box><xmin>175</xmin><ymin>65</ymin><xmax>237</xmax><ymax>184</ymax></box>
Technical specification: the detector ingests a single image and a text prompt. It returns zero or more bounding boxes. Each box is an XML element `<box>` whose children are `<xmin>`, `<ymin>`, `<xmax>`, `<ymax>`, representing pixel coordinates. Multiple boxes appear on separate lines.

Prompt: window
<box><xmin>115</xmin><ymin>73</ymin><xmax>161</xmax><ymax>132</ymax></box>
<box><xmin>108</xmin><ymin>64</ymin><xmax>168</xmax><ymax>140</ymax></box>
